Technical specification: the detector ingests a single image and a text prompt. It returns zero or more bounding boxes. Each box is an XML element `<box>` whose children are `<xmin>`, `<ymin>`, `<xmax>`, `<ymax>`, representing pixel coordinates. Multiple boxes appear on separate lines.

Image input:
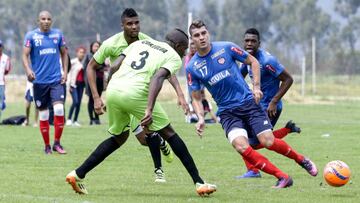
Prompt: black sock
<box><xmin>167</xmin><ymin>134</ymin><xmax>204</xmax><ymax>184</ymax></box>
<box><xmin>145</xmin><ymin>133</ymin><xmax>162</xmax><ymax>170</ymax></box>
<box><xmin>76</xmin><ymin>136</ymin><xmax>121</xmax><ymax>179</ymax></box>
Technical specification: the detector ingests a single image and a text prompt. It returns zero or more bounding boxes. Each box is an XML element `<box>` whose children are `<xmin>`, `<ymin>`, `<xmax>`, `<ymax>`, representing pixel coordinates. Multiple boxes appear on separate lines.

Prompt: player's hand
<box><xmin>141</xmin><ymin>108</ymin><xmax>153</xmax><ymax>131</ymax></box>
<box><xmin>61</xmin><ymin>74</ymin><xmax>67</xmax><ymax>84</ymax></box>
<box><xmin>69</xmin><ymin>86</ymin><xmax>74</xmax><ymax>93</ymax></box>
<box><xmin>252</xmin><ymin>87</ymin><xmax>263</xmax><ymax>104</ymax></box>
<box><xmin>178</xmin><ymin>95</ymin><xmax>190</xmax><ymax>115</ymax></box>
<box><xmin>267</xmin><ymin>101</ymin><xmax>277</xmax><ymax>118</ymax></box>
<box><xmin>94</xmin><ymin>97</ymin><xmax>105</xmax><ymax>115</ymax></box>
<box><xmin>195</xmin><ymin>119</ymin><xmax>205</xmax><ymax>138</ymax></box>
<box><xmin>27</xmin><ymin>71</ymin><xmax>36</xmax><ymax>82</ymax></box>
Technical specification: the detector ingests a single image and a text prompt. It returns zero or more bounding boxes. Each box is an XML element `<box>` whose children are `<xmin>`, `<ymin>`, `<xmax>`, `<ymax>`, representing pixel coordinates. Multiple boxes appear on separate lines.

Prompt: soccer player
<box><xmin>70</xmin><ymin>8</ymin><xmax>175</xmax><ymax>183</ymax></box>
<box><xmin>237</xmin><ymin>28</ymin><xmax>303</xmax><ymax>178</ymax></box>
<box><xmin>22</xmin><ymin>11</ymin><xmax>68</xmax><ymax>154</ymax></box>
<box><xmin>187</xmin><ymin>20</ymin><xmax>317</xmax><ymax>188</ymax></box>
<box><xmin>66</xmin><ymin>28</ymin><xmax>217</xmax><ymax>196</ymax></box>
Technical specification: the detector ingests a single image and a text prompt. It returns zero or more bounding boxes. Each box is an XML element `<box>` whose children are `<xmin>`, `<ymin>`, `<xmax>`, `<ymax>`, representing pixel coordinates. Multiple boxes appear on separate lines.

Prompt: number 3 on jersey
<box><xmin>131</xmin><ymin>51</ymin><xmax>149</xmax><ymax>70</ymax></box>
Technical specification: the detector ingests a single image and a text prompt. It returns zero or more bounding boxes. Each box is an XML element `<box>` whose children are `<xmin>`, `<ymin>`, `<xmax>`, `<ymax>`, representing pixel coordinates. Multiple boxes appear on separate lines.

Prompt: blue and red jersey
<box><xmin>240</xmin><ymin>48</ymin><xmax>285</xmax><ymax>111</ymax></box>
<box><xmin>186</xmin><ymin>41</ymin><xmax>253</xmax><ymax>114</ymax></box>
<box><xmin>24</xmin><ymin>28</ymin><xmax>66</xmax><ymax>84</ymax></box>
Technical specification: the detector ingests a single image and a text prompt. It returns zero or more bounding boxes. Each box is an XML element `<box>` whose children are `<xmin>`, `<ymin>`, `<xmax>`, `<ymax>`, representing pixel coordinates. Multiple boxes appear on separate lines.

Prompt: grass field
<box><xmin>0</xmin><ymin>101</ymin><xmax>359</xmax><ymax>203</ymax></box>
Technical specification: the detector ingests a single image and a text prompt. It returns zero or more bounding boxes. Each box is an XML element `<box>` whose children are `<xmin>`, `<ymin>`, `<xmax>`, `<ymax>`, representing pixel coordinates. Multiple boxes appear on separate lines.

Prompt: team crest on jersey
<box><xmin>53</xmin><ymin>39</ymin><xmax>58</xmax><ymax>44</ymax></box>
<box><xmin>266</xmin><ymin>64</ymin><xmax>276</xmax><ymax>73</ymax></box>
<box><xmin>36</xmin><ymin>100</ymin><xmax>42</xmax><ymax>107</ymax></box>
<box><xmin>217</xmin><ymin>57</ymin><xmax>225</xmax><ymax>64</ymax></box>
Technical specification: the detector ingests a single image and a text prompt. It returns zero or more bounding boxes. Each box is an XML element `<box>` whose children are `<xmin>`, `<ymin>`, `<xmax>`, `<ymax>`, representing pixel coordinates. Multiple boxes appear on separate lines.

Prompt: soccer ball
<box><xmin>323</xmin><ymin>160</ymin><xmax>351</xmax><ymax>187</ymax></box>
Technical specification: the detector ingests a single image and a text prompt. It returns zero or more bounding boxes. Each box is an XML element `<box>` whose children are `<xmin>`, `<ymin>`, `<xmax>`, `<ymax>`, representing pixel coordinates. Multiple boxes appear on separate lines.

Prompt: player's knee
<box><xmin>39</xmin><ymin>109</ymin><xmax>49</xmax><ymax>121</ymax></box>
<box><xmin>53</xmin><ymin>103</ymin><xmax>64</xmax><ymax>116</ymax></box>
<box><xmin>228</xmin><ymin>128</ymin><xmax>249</xmax><ymax>153</ymax></box>
<box><xmin>257</xmin><ymin>130</ymin><xmax>274</xmax><ymax>148</ymax></box>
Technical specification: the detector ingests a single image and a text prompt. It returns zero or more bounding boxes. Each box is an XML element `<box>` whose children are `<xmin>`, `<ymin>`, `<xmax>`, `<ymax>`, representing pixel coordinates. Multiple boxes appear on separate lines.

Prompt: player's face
<box><xmin>191</xmin><ymin>26</ymin><xmax>210</xmax><ymax>51</ymax></box>
<box><xmin>38</xmin><ymin>12</ymin><xmax>52</xmax><ymax>32</ymax></box>
<box><xmin>122</xmin><ymin>16</ymin><xmax>140</xmax><ymax>38</ymax></box>
<box><xmin>175</xmin><ymin>42</ymin><xmax>189</xmax><ymax>58</ymax></box>
<box><xmin>244</xmin><ymin>34</ymin><xmax>260</xmax><ymax>55</ymax></box>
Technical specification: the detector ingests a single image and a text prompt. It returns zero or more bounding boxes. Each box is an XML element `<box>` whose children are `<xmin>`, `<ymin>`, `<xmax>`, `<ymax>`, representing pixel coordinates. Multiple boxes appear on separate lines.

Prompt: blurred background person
<box><xmin>22</xmin><ymin>81</ymin><xmax>39</xmax><ymax>127</ymax></box>
<box><xmin>66</xmin><ymin>46</ymin><xmax>86</xmax><ymax>126</ymax></box>
<box><xmin>83</xmin><ymin>41</ymin><xmax>104</xmax><ymax>125</ymax></box>
<box><xmin>0</xmin><ymin>40</ymin><xmax>12</xmax><ymax>121</ymax></box>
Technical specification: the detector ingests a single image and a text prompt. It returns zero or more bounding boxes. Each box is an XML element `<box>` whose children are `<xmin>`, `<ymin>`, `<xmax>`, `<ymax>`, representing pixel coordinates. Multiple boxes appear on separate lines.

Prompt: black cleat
<box><xmin>285</xmin><ymin>120</ymin><xmax>301</xmax><ymax>133</ymax></box>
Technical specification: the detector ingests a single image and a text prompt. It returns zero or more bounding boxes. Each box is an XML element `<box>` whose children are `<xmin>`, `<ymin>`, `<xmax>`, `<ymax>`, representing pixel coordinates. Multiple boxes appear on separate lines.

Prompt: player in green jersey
<box><xmin>83</xmin><ymin>8</ymin><xmax>184</xmax><ymax>182</ymax></box>
<box><xmin>66</xmin><ymin>28</ymin><xmax>217</xmax><ymax>196</ymax></box>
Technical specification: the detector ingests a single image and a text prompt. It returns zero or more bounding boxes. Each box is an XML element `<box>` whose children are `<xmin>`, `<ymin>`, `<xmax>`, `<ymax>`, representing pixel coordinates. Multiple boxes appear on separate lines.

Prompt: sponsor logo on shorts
<box><xmin>263</xmin><ymin>120</ymin><xmax>269</xmax><ymax>125</ymax></box>
<box><xmin>60</xmin><ymin>95</ymin><xmax>64</xmax><ymax>99</ymax></box>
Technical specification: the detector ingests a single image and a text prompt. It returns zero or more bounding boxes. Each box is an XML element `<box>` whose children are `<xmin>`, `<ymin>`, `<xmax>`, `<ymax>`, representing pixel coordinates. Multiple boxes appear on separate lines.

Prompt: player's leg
<box><xmin>73</xmin><ymin>83</ymin><xmax>85</xmax><ymax>126</ymax></box>
<box><xmin>23</xmin><ymin>90</ymin><xmax>32</xmax><ymax>126</ymax></box>
<box><xmin>66</xmin><ymin>89</ymin><xmax>130</xmax><ymax>194</ymax></box>
<box><xmin>50</xmin><ymin>82</ymin><xmax>66</xmax><ymax>154</ymax></box>
<box><xmin>33</xmin><ymin>83</ymin><xmax>52</xmax><ymax>154</ymax></box>
<box><xmin>67</xmin><ymin>86</ymin><xmax>78</xmax><ymax>126</ymax></box>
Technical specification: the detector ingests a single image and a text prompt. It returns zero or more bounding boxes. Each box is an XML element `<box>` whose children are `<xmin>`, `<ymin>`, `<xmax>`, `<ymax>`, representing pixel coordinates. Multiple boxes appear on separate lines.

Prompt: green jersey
<box><xmin>107</xmin><ymin>38</ymin><xmax>182</xmax><ymax>98</ymax></box>
<box><xmin>93</xmin><ymin>32</ymin><xmax>151</xmax><ymax>64</ymax></box>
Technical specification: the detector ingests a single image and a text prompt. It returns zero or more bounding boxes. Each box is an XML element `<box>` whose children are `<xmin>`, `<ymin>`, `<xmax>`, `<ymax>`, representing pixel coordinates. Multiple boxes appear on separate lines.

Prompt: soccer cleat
<box><xmin>73</xmin><ymin>121</ymin><xmax>81</xmax><ymax>127</ymax></box>
<box><xmin>66</xmin><ymin>119</ymin><xmax>72</xmax><ymax>126</ymax></box>
<box><xmin>160</xmin><ymin>142</ymin><xmax>174</xmax><ymax>163</ymax></box>
<box><xmin>235</xmin><ymin>170</ymin><xmax>261</xmax><ymax>179</ymax></box>
<box><xmin>196</xmin><ymin>182</ymin><xmax>217</xmax><ymax>196</ymax></box>
<box><xmin>154</xmin><ymin>168</ymin><xmax>166</xmax><ymax>183</ymax></box>
<box><xmin>272</xmin><ymin>176</ymin><xmax>293</xmax><ymax>188</ymax></box>
<box><xmin>44</xmin><ymin>145</ymin><xmax>52</xmax><ymax>154</ymax></box>
<box><xmin>285</xmin><ymin>120</ymin><xmax>301</xmax><ymax>133</ymax></box>
<box><xmin>53</xmin><ymin>143</ymin><xmax>67</xmax><ymax>154</ymax></box>
<box><xmin>66</xmin><ymin>170</ymin><xmax>88</xmax><ymax>194</ymax></box>
<box><xmin>299</xmin><ymin>158</ymin><xmax>318</xmax><ymax>176</ymax></box>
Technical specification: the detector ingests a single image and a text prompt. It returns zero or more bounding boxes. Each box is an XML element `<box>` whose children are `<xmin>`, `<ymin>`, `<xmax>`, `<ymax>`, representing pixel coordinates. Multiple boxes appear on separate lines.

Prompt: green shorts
<box><xmin>106</xmin><ymin>89</ymin><xmax>170</xmax><ymax>135</ymax></box>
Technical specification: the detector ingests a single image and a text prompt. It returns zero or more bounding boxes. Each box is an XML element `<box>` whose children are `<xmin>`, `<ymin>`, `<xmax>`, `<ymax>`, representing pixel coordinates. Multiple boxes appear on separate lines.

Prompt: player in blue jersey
<box><xmin>187</xmin><ymin>20</ymin><xmax>317</xmax><ymax>188</ymax></box>
<box><xmin>237</xmin><ymin>28</ymin><xmax>304</xmax><ymax>178</ymax></box>
<box><xmin>22</xmin><ymin>11</ymin><xmax>68</xmax><ymax>155</ymax></box>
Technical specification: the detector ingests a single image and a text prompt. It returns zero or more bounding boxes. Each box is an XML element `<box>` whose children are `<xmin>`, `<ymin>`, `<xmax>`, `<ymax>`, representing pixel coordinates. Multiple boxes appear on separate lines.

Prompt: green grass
<box><xmin>0</xmin><ymin>101</ymin><xmax>359</xmax><ymax>203</ymax></box>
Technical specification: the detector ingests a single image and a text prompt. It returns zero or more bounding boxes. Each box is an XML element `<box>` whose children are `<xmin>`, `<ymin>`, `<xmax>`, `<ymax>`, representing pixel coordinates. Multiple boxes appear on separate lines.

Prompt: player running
<box><xmin>66</xmin><ymin>28</ymin><xmax>216</xmax><ymax>196</ymax></box>
<box><xmin>186</xmin><ymin>20</ymin><xmax>317</xmax><ymax>188</ymax></box>
<box><xmin>236</xmin><ymin>28</ymin><xmax>304</xmax><ymax>178</ymax></box>
<box><xmin>22</xmin><ymin>11</ymin><xmax>68</xmax><ymax>154</ymax></box>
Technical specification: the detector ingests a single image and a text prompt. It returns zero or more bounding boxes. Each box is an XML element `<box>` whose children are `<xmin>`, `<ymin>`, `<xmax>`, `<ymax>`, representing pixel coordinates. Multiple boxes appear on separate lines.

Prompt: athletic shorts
<box><xmin>218</xmin><ymin>99</ymin><xmax>272</xmax><ymax>143</ymax></box>
<box><xmin>106</xmin><ymin>89</ymin><xmax>170</xmax><ymax>135</ymax></box>
<box><xmin>33</xmin><ymin>81</ymin><xmax>65</xmax><ymax>109</ymax></box>
<box><xmin>25</xmin><ymin>89</ymin><xmax>33</xmax><ymax>102</ymax></box>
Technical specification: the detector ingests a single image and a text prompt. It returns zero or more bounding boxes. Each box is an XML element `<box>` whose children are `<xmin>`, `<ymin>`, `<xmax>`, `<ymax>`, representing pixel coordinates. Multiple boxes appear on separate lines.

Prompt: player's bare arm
<box><xmin>268</xmin><ymin>69</ymin><xmax>293</xmax><ymax>118</ymax></box>
<box><xmin>141</xmin><ymin>68</ymin><xmax>170</xmax><ymax>129</ymax></box>
<box><xmin>168</xmin><ymin>75</ymin><xmax>189</xmax><ymax>114</ymax></box>
<box><xmin>107</xmin><ymin>54</ymin><xmax>125</xmax><ymax>85</ymax></box>
<box><xmin>22</xmin><ymin>46</ymin><xmax>35</xmax><ymax>82</ymax></box>
<box><xmin>60</xmin><ymin>46</ymin><xmax>68</xmax><ymax>84</ymax></box>
<box><xmin>87</xmin><ymin>58</ymin><xmax>105</xmax><ymax>115</ymax></box>
<box><xmin>191</xmin><ymin>90</ymin><xmax>205</xmax><ymax>137</ymax></box>
<box><xmin>245</xmin><ymin>54</ymin><xmax>262</xmax><ymax>104</ymax></box>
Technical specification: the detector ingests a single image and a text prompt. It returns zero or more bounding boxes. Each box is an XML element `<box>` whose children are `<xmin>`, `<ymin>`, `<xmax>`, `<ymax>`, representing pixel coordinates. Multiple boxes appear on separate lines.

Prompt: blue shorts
<box><xmin>25</xmin><ymin>90</ymin><xmax>33</xmax><ymax>102</ymax></box>
<box><xmin>218</xmin><ymin>99</ymin><xmax>272</xmax><ymax>143</ymax></box>
<box><xmin>33</xmin><ymin>81</ymin><xmax>65</xmax><ymax>109</ymax></box>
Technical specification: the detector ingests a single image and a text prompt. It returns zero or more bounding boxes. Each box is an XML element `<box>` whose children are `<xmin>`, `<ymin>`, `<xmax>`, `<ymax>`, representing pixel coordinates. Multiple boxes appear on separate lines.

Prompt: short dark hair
<box><xmin>189</xmin><ymin>20</ymin><xmax>207</xmax><ymax>36</ymax></box>
<box><xmin>165</xmin><ymin>28</ymin><xmax>189</xmax><ymax>45</ymax></box>
<box><xmin>244</xmin><ymin>28</ymin><xmax>260</xmax><ymax>41</ymax></box>
<box><xmin>121</xmin><ymin>8</ymin><xmax>138</xmax><ymax>22</ymax></box>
